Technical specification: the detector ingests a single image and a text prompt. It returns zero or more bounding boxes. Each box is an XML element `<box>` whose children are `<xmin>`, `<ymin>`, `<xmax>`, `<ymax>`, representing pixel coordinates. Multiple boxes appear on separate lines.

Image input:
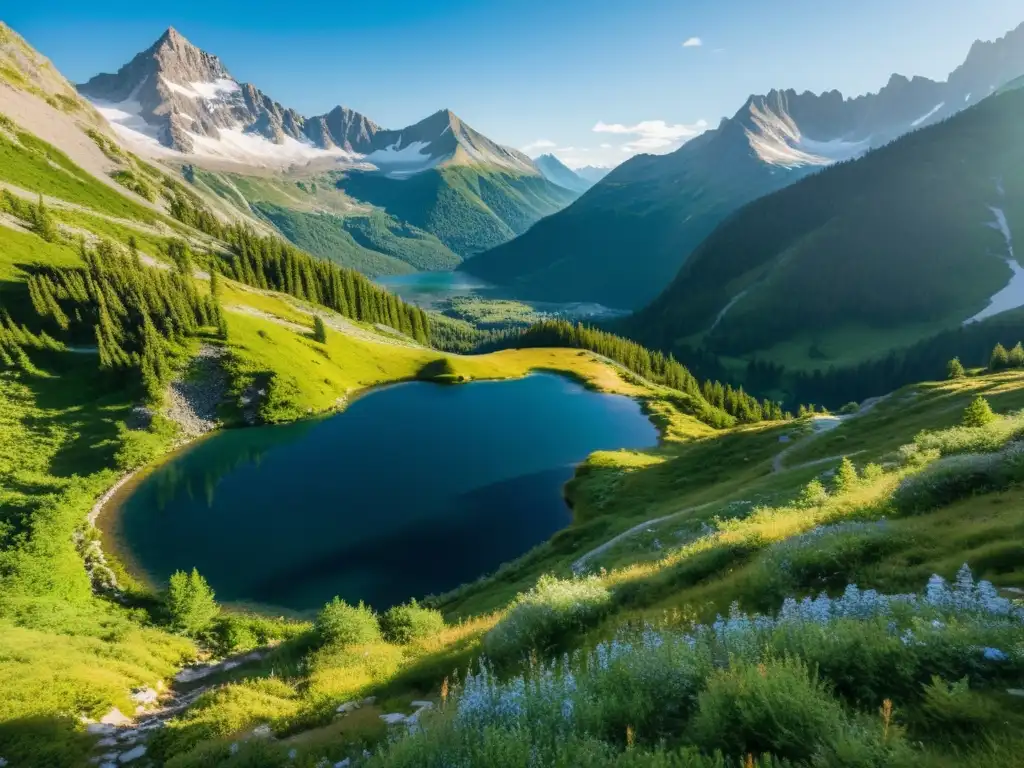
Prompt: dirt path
<box><xmin>573</xmin><ymin>501</ymin><xmax>717</xmax><ymax>574</ymax></box>
<box><xmin>574</xmin><ymin>394</ymin><xmax>891</xmax><ymax>572</ymax></box>
<box><xmin>772</xmin><ymin>395</ymin><xmax>888</xmax><ymax>473</ymax></box>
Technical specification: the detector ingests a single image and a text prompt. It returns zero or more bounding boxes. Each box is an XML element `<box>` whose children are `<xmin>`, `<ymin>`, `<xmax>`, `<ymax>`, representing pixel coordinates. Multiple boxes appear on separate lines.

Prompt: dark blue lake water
<box><xmin>112</xmin><ymin>374</ymin><xmax>657</xmax><ymax>613</ymax></box>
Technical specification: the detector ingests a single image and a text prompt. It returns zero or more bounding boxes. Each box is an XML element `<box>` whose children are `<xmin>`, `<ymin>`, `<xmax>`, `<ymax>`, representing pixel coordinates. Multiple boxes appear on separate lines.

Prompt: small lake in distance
<box><xmin>110</xmin><ymin>374</ymin><xmax>657</xmax><ymax>613</ymax></box>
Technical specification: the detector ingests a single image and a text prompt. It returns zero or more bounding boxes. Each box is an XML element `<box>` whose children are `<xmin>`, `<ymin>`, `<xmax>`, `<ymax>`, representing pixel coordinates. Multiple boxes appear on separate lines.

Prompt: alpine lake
<box><xmin>107</xmin><ymin>373</ymin><xmax>658</xmax><ymax>614</ymax></box>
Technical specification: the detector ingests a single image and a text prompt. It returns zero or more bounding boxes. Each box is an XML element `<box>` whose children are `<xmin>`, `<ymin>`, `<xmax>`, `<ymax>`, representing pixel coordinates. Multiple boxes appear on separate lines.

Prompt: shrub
<box><xmin>166</xmin><ymin>568</ymin><xmax>219</xmax><ymax>636</ymax></box>
<box><xmin>380</xmin><ymin>599</ymin><xmax>445</xmax><ymax>644</ymax></box>
<box><xmin>483</xmin><ymin>575</ymin><xmax>611</xmax><ymax>663</ymax></box>
<box><xmin>891</xmin><ymin>446</ymin><xmax>1024</xmax><ymax>515</ymax></box>
<box><xmin>315</xmin><ymin>598</ymin><xmax>380</xmax><ymax>646</ymax></box>
<box><xmin>962</xmin><ymin>395</ymin><xmax>996</xmax><ymax>428</ymax></box>
<box><xmin>916</xmin><ymin>675</ymin><xmax>1008</xmax><ymax>745</ymax></box>
<box><xmin>838</xmin><ymin>401</ymin><xmax>860</xmax><ymax>415</ymax></box>
<box><xmin>689</xmin><ymin>656</ymin><xmax>848</xmax><ymax>762</ymax></box>
<box><xmin>913</xmin><ymin>410</ymin><xmax>1024</xmax><ymax>456</ymax></box>
<box><xmin>796</xmin><ymin>478</ymin><xmax>829</xmax><ymax>508</ymax></box>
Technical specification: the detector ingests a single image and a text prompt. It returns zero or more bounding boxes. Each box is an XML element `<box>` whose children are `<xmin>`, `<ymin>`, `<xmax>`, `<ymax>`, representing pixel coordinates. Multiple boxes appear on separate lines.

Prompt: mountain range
<box><xmin>532</xmin><ymin>154</ymin><xmax>596</xmax><ymax>194</ymax></box>
<box><xmin>464</xmin><ymin>21</ymin><xmax>1024</xmax><ymax>310</ymax></box>
<box><xmin>73</xmin><ymin>28</ymin><xmax>579</xmax><ymax>272</ymax></box>
<box><xmin>627</xmin><ymin>75</ymin><xmax>1024</xmax><ymax>375</ymax></box>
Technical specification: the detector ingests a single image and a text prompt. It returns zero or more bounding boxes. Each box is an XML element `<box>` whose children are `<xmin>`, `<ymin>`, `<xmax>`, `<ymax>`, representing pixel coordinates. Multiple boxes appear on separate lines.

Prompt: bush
<box><xmin>913</xmin><ymin>410</ymin><xmax>1024</xmax><ymax>456</ymax></box>
<box><xmin>962</xmin><ymin>395</ymin><xmax>996</xmax><ymax>428</ymax></box>
<box><xmin>891</xmin><ymin>446</ymin><xmax>1024</xmax><ymax>515</ymax></box>
<box><xmin>689</xmin><ymin>656</ymin><xmax>848</xmax><ymax>762</ymax></box>
<box><xmin>916</xmin><ymin>675</ymin><xmax>1009</xmax><ymax>745</ymax></box>
<box><xmin>796</xmin><ymin>478</ymin><xmax>829</xmax><ymax>508</ymax></box>
<box><xmin>483</xmin><ymin>575</ymin><xmax>611</xmax><ymax>663</ymax></box>
<box><xmin>166</xmin><ymin>568</ymin><xmax>219</xmax><ymax>636</ymax></box>
<box><xmin>312</xmin><ymin>315</ymin><xmax>327</xmax><ymax>344</ymax></box>
<box><xmin>315</xmin><ymin>598</ymin><xmax>380</xmax><ymax>646</ymax></box>
<box><xmin>380</xmin><ymin>599</ymin><xmax>445</xmax><ymax>644</ymax></box>
<box><xmin>838</xmin><ymin>401</ymin><xmax>860</xmax><ymax>415</ymax></box>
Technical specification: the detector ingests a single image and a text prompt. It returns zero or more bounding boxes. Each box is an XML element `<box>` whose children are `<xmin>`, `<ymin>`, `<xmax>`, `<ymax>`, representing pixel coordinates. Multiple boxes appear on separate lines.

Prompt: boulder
<box><xmin>379</xmin><ymin>713</ymin><xmax>407</xmax><ymax>725</ymax></box>
<box><xmin>118</xmin><ymin>745</ymin><xmax>147</xmax><ymax>763</ymax></box>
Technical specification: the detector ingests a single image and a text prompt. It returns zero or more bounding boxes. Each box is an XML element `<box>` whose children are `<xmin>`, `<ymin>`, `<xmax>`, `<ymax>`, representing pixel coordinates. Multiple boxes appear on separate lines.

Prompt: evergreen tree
<box><xmin>166</xmin><ymin>568</ymin><xmax>219</xmax><ymax>636</ymax></box>
<box><xmin>946</xmin><ymin>357</ymin><xmax>965</xmax><ymax>380</ymax></box>
<box><xmin>833</xmin><ymin>457</ymin><xmax>860</xmax><ymax>493</ymax></box>
<box><xmin>989</xmin><ymin>343</ymin><xmax>1009</xmax><ymax>371</ymax></box>
<box><xmin>1009</xmin><ymin>342</ymin><xmax>1024</xmax><ymax>369</ymax></box>
<box><xmin>962</xmin><ymin>395</ymin><xmax>996</xmax><ymax>428</ymax></box>
<box><xmin>313</xmin><ymin>315</ymin><xmax>328</xmax><ymax>344</ymax></box>
<box><xmin>797</xmin><ymin>478</ymin><xmax>829</xmax><ymax>508</ymax></box>
<box><xmin>33</xmin><ymin>194</ymin><xmax>58</xmax><ymax>242</ymax></box>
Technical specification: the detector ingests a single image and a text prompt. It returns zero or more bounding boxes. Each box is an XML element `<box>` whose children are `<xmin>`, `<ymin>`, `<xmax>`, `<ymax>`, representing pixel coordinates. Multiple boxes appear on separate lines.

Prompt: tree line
<box><xmin>212</xmin><ymin>226</ymin><xmax>430</xmax><ymax>345</ymax></box>
<box><xmin>25</xmin><ymin>238</ymin><xmax>218</xmax><ymax>401</ymax></box>
<box><xmin>481</xmin><ymin>319</ymin><xmax>792</xmax><ymax>426</ymax></box>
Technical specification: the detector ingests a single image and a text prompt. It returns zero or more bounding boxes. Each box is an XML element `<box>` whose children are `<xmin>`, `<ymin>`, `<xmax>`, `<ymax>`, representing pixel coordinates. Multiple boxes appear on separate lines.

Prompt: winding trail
<box><xmin>573</xmin><ymin>393</ymin><xmax>890</xmax><ymax>572</ymax></box>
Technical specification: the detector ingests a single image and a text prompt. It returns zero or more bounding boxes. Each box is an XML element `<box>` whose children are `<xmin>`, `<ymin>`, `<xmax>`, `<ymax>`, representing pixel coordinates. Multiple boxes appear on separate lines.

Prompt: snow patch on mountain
<box><xmin>187</xmin><ymin>127</ymin><xmax>353</xmax><ymax>166</ymax></box>
<box><xmin>911</xmin><ymin>102</ymin><xmax>946</xmax><ymax>127</ymax></box>
<box><xmin>162</xmin><ymin>76</ymin><xmax>240</xmax><ymax>100</ymax></box>
<box><xmin>745</xmin><ymin>98</ymin><xmax>871</xmax><ymax>168</ymax></box>
<box><xmin>91</xmin><ymin>97</ymin><xmax>171</xmax><ymax>153</ymax></box>
<box><xmin>965</xmin><ymin>205</ymin><xmax>1024</xmax><ymax>324</ymax></box>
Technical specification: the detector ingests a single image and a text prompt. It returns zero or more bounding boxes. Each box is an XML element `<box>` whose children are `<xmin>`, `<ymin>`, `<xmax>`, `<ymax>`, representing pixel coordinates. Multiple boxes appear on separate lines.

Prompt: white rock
<box><xmin>87</xmin><ymin>722</ymin><xmax>116</xmax><ymax>736</ymax></box>
<box><xmin>360</xmin><ymin>696</ymin><xmax>376</xmax><ymax>706</ymax></box>
<box><xmin>335</xmin><ymin>701</ymin><xmax>359</xmax><ymax>713</ymax></box>
<box><xmin>334</xmin><ymin>760</ymin><xmax>351</xmax><ymax>768</ymax></box>
<box><xmin>100</xmin><ymin>708</ymin><xmax>133</xmax><ymax>727</ymax></box>
<box><xmin>379</xmin><ymin>713</ymin><xmax>407</xmax><ymax>725</ymax></box>
<box><xmin>96</xmin><ymin>737</ymin><xmax>119</xmax><ymax>747</ymax></box>
<box><xmin>117</xmin><ymin>729</ymin><xmax>141</xmax><ymax>743</ymax></box>
<box><xmin>118</xmin><ymin>745</ymin><xmax>147</xmax><ymax>763</ymax></box>
<box><xmin>130</xmin><ymin>687</ymin><xmax>159</xmax><ymax>706</ymax></box>
<box><xmin>251</xmin><ymin>724</ymin><xmax>273</xmax><ymax>739</ymax></box>
<box><xmin>410</xmin><ymin>700</ymin><xmax>433</xmax><ymax>710</ymax></box>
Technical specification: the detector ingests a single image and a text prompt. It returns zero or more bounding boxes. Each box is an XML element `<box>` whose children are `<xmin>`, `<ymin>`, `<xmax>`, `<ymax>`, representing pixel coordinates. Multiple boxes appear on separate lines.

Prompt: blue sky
<box><xmin>7</xmin><ymin>0</ymin><xmax>1022</xmax><ymax>168</ymax></box>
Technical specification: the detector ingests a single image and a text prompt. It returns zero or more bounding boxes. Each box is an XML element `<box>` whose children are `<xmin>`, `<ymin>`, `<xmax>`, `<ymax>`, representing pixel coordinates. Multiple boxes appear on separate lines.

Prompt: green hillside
<box><xmin>463</xmin><ymin>124</ymin><xmax>803</xmax><ymax>309</ymax></box>
<box><xmin>337</xmin><ymin>164</ymin><xmax>579</xmax><ymax>257</ymax></box>
<box><xmin>3</xmin><ymin>37</ymin><xmax>1024</xmax><ymax>768</ymax></box>
<box><xmin>628</xmin><ymin>86</ymin><xmax>1024</xmax><ymax>396</ymax></box>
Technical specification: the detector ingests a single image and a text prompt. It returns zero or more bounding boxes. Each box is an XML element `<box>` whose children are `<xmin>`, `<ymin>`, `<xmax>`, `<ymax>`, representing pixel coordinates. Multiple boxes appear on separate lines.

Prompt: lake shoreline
<box><xmin>95</xmin><ymin>370</ymin><xmax>660</xmax><ymax>614</ymax></box>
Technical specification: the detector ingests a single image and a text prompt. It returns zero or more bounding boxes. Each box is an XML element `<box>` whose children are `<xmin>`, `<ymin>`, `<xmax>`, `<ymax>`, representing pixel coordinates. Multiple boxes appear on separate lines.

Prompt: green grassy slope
<box><xmin>630</xmin><ymin>86</ymin><xmax>1024</xmax><ymax>372</ymax></box>
<box><xmin>337</xmin><ymin>165</ymin><xmax>579</xmax><ymax>257</ymax></box>
<box><xmin>462</xmin><ymin>123</ymin><xmax>804</xmax><ymax>309</ymax></box>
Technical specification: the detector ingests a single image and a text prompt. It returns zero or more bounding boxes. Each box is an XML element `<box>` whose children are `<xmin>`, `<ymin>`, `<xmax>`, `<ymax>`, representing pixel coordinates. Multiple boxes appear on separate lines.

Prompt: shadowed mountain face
<box><xmin>464</xmin><ymin>22</ymin><xmax>1024</xmax><ymax>310</ymax></box>
<box><xmin>533</xmin><ymin>154</ymin><xmax>595</xmax><ymax>194</ymax></box>
<box><xmin>627</xmin><ymin>83</ymin><xmax>1024</xmax><ymax>373</ymax></box>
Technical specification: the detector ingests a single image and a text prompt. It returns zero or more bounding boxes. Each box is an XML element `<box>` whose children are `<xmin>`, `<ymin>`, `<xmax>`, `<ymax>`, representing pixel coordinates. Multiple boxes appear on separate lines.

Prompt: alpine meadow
<box><xmin>2</xmin><ymin>6</ymin><xmax>1024</xmax><ymax>768</ymax></box>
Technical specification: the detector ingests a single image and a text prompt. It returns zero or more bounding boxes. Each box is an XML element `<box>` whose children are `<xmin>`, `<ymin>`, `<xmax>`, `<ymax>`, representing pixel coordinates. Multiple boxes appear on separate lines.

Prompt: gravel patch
<box><xmin>166</xmin><ymin>344</ymin><xmax>227</xmax><ymax>441</ymax></box>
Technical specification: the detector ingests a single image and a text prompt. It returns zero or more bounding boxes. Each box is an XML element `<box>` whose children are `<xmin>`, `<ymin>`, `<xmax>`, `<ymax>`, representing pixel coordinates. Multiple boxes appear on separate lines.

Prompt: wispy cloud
<box><xmin>599</xmin><ymin>143</ymin><xmax>612</xmax><ymax>149</ymax></box>
<box><xmin>593</xmin><ymin>119</ymin><xmax>708</xmax><ymax>153</ymax></box>
<box><xmin>682</xmin><ymin>37</ymin><xmax>703</xmax><ymax>48</ymax></box>
<box><xmin>522</xmin><ymin>138</ymin><xmax>556</xmax><ymax>154</ymax></box>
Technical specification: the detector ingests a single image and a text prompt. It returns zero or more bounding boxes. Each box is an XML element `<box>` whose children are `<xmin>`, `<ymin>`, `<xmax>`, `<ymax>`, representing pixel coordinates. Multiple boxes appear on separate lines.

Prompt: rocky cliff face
<box><xmin>734</xmin><ymin>21</ymin><xmax>1024</xmax><ymax>168</ymax></box>
<box><xmin>77</xmin><ymin>28</ymin><xmax>539</xmax><ymax>174</ymax></box>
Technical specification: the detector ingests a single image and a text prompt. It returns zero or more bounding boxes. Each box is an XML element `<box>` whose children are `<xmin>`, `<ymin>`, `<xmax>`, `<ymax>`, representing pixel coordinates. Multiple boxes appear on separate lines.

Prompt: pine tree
<box><xmin>1009</xmin><ymin>342</ymin><xmax>1024</xmax><ymax>369</ymax></box>
<box><xmin>33</xmin><ymin>194</ymin><xmax>58</xmax><ymax>242</ymax></box>
<box><xmin>989</xmin><ymin>343</ymin><xmax>1010</xmax><ymax>371</ymax></box>
<box><xmin>833</xmin><ymin>457</ymin><xmax>860</xmax><ymax>493</ymax></box>
<box><xmin>946</xmin><ymin>357</ymin><xmax>965</xmax><ymax>380</ymax></box>
<box><xmin>962</xmin><ymin>395</ymin><xmax>996</xmax><ymax>428</ymax></box>
<box><xmin>166</xmin><ymin>568</ymin><xmax>219</xmax><ymax>635</ymax></box>
<box><xmin>313</xmin><ymin>315</ymin><xmax>327</xmax><ymax>344</ymax></box>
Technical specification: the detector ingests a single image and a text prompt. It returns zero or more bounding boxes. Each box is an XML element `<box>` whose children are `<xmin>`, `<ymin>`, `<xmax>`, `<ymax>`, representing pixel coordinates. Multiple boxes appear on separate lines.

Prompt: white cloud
<box><xmin>593</xmin><ymin>119</ymin><xmax>709</xmax><ymax>153</ymax></box>
<box><xmin>600</xmin><ymin>143</ymin><xmax>612</xmax><ymax>149</ymax></box>
<box><xmin>522</xmin><ymin>138</ymin><xmax>556</xmax><ymax>154</ymax></box>
<box><xmin>682</xmin><ymin>37</ymin><xmax>703</xmax><ymax>48</ymax></box>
